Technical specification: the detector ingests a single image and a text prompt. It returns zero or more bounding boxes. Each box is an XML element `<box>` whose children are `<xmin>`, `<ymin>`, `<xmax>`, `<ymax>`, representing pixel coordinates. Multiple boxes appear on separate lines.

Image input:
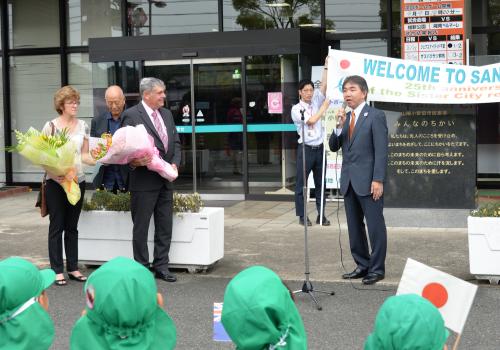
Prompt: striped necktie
<box><xmin>152</xmin><ymin>111</ymin><xmax>168</xmax><ymax>152</ymax></box>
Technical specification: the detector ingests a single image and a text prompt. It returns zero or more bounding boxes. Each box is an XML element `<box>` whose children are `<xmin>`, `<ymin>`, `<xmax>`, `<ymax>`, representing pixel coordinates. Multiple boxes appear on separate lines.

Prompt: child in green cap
<box><xmin>70</xmin><ymin>256</ymin><xmax>176</xmax><ymax>350</ymax></box>
<box><xmin>221</xmin><ymin>265</ymin><xmax>307</xmax><ymax>349</ymax></box>
<box><xmin>0</xmin><ymin>256</ymin><xmax>56</xmax><ymax>350</ymax></box>
<box><xmin>365</xmin><ymin>293</ymin><xmax>449</xmax><ymax>350</ymax></box>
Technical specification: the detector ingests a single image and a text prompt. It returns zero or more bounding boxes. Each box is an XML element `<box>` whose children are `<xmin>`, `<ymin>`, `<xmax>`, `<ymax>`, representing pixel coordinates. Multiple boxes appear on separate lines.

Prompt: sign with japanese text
<box><xmin>401</xmin><ymin>0</ymin><xmax>466</xmax><ymax>64</ymax></box>
<box><xmin>327</xmin><ymin>49</ymin><xmax>500</xmax><ymax>104</ymax></box>
<box><xmin>382</xmin><ymin>103</ymin><xmax>476</xmax><ymax>209</ymax></box>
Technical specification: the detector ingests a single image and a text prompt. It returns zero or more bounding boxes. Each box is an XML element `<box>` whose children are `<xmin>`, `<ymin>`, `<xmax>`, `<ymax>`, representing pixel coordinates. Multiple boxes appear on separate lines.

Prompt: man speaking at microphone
<box><xmin>291</xmin><ymin>57</ymin><xmax>331</xmax><ymax>227</ymax></box>
<box><xmin>329</xmin><ymin>75</ymin><xmax>388</xmax><ymax>285</ymax></box>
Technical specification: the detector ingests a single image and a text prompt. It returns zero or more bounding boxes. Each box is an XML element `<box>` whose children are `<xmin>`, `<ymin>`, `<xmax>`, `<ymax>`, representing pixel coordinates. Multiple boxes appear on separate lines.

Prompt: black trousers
<box><xmin>130</xmin><ymin>187</ymin><xmax>173</xmax><ymax>270</ymax></box>
<box><xmin>295</xmin><ymin>144</ymin><xmax>327</xmax><ymax>217</ymax></box>
<box><xmin>45</xmin><ymin>179</ymin><xmax>86</xmax><ymax>274</ymax></box>
<box><xmin>344</xmin><ymin>184</ymin><xmax>387</xmax><ymax>276</ymax></box>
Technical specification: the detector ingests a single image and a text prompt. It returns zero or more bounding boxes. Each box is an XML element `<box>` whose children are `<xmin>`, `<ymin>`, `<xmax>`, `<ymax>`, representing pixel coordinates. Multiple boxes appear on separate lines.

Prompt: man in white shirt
<box><xmin>291</xmin><ymin>59</ymin><xmax>331</xmax><ymax>226</ymax></box>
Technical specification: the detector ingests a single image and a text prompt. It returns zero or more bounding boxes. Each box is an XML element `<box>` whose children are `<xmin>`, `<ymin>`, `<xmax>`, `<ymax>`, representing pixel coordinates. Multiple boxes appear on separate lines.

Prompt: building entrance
<box><xmin>145</xmin><ymin>58</ymin><xmax>245</xmax><ymax>199</ymax></box>
<box><xmin>88</xmin><ymin>29</ymin><xmax>322</xmax><ymax>199</ymax></box>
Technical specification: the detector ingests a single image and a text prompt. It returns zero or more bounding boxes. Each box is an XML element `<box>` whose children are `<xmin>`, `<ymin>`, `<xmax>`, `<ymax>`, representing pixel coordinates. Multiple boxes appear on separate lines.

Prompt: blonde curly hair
<box><xmin>54</xmin><ymin>85</ymin><xmax>80</xmax><ymax>115</ymax></box>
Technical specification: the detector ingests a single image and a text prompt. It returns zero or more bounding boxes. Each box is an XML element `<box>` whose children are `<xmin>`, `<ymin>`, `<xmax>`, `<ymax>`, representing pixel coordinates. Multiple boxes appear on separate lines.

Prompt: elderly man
<box><xmin>91</xmin><ymin>85</ymin><xmax>128</xmax><ymax>192</ymax></box>
<box><xmin>122</xmin><ymin>77</ymin><xmax>181</xmax><ymax>283</ymax></box>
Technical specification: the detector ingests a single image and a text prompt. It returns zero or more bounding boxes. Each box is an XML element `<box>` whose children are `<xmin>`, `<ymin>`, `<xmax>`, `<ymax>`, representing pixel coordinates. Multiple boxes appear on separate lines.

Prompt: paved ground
<box><xmin>1</xmin><ymin>192</ymin><xmax>499</xmax><ymax>349</ymax></box>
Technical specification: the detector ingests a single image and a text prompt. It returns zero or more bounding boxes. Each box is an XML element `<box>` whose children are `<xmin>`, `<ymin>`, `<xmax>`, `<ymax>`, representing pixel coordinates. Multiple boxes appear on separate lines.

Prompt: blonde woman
<box><xmin>42</xmin><ymin>86</ymin><xmax>95</xmax><ymax>286</ymax></box>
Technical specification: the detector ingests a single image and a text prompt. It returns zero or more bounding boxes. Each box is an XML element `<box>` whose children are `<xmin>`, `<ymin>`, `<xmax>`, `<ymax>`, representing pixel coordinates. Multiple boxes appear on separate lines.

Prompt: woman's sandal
<box><xmin>68</xmin><ymin>273</ymin><xmax>87</xmax><ymax>282</ymax></box>
<box><xmin>55</xmin><ymin>278</ymin><xmax>67</xmax><ymax>286</ymax></box>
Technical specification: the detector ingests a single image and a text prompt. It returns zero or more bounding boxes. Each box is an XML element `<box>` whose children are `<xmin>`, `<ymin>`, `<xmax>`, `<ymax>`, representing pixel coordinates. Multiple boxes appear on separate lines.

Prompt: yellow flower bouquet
<box><xmin>9</xmin><ymin>127</ymin><xmax>81</xmax><ymax>205</ymax></box>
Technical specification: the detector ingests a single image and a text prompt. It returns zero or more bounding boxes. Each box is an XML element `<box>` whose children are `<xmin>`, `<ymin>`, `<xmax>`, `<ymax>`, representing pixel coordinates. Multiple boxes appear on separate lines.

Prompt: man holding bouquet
<box><xmin>122</xmin><ymin>77</ymin><xmax>181</xmax><ymax>282</ymax></box>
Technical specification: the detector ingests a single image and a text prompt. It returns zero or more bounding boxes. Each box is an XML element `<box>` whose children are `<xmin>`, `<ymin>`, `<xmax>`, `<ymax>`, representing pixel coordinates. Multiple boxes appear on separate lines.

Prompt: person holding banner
<box><xmin>291</xmin><ymin>57</ymin><xmax>331</xmax><ymax>227</ymax></box>
<box><xmin>329</xmin><ymin>75</ymin><xmax>388</xmax><ymax>285</ymax></box>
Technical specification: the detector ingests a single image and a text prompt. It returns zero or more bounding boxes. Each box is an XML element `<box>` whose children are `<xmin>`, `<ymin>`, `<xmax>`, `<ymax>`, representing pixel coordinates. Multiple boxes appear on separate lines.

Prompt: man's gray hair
<box><xmin>139</xmin><ymin>77</ymin><xmax>166</xmax><ymax>97</ymax></box>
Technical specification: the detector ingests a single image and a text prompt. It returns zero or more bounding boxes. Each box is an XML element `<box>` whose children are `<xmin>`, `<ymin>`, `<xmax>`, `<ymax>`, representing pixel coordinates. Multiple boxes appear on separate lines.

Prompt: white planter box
<box><xmin>77</xmin><ymin>207</ymin><xmax>224</xmax><ymax>270</ymax></box>
<box><xmin>467</xmin><ymin>216</ymin><xmax>500</xmax><ymax>283</ymax></box>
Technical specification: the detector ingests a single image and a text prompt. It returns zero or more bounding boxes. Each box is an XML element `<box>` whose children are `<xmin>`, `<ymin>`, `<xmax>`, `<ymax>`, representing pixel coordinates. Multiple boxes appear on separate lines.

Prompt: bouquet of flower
<box><xmin>90</xmin><ymin>133</ymin><xmax>112</xmax><ymax>160</ymax></box>
<box><xmin>9</xmin><ymin>127</ymin><xmax>81</xmax><ymax>205</ymax></box>
<box><xmin>97</xmin><ymin>125</ymin><xmax>178</xmax><ymax>182</ymax></box>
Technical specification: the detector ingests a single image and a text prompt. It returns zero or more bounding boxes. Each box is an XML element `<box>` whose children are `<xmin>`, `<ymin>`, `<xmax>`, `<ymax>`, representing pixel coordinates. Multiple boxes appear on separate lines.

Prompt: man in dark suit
<box><xmin>122</xmin><ymin>77</ymin><xmax>181</xmax><ymax>282</ymax></box>
<box><xmin>329</xmin><ymin>75</ymin><xmax>388</xmax><ymax>285</ymax></box>
<box><xmin>91</xmin><ymin>85</ymin><xmax>128</xmax><ymax>192</ymax></box>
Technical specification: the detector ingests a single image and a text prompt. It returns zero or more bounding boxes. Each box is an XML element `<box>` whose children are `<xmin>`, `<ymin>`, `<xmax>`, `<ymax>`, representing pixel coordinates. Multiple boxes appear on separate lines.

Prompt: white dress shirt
<box><xmin>142</xmin><ymin>100</ymin><xmax>167</xmax><ymax>136</ymax></box>
<box><xmin>291</xmin><ymin>89</ymin><xmax>326</xmax><ymax>146</ymax></box>
<box><xmin>336</xmin><ymin>101</ymin><xmax>367</xmax><ymax>136</ymax></box>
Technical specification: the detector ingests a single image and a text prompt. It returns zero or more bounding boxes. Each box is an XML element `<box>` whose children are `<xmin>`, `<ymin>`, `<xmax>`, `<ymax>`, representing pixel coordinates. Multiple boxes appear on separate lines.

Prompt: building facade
<box><xmin>0</xmin><ymin>0</ymin><xmax>498</xmax><ymax>199</ymax></box>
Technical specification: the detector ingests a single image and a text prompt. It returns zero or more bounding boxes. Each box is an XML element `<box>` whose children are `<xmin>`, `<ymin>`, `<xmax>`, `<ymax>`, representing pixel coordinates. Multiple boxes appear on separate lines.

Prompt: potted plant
<box><xmin>468</xmin><ymin>201</ymin><xmax>500</xmax><ymax>284</ymax></box>
<box><xmin>78</xmin><ymin>190</ymin><xmax>224</xmax><ymax>272</ymax></box>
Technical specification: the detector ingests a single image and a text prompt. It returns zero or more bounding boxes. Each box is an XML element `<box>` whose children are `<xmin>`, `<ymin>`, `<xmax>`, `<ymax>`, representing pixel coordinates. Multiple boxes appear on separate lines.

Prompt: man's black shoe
<box><xmin>342</xmin><ymin>267</ymin><xmax>368</xmax><ymax>279</ymax></box>
<box><xmin>154</xmin><ymin>268</ymin><xmax>177</xmax><ymax>282</ymax></box>
<box><xmin>362</xmin><ymin>273</ymin><xmax>384</xmax><ymax>285</ymax></box>
<box><xmin>299</xmin><ymin>216</ymin><xmax>312</xmax><ymax>226</ymax></box>
<box><xmin>316</xmin><ymin>216</ymin><xmax>331</xmax><ymax>226</ymax></box>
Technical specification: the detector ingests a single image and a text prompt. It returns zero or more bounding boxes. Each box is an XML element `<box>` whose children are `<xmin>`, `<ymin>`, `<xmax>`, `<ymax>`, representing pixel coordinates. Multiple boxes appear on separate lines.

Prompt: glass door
<box><xmin>144</xmin><ymin>58</ymin><xmax>243</xmax><ymax>197</ymax></box>
<box><xmin>192</xmin><ymin>59</ymin><xmax>243</xmax><ymax>195</ymax></box>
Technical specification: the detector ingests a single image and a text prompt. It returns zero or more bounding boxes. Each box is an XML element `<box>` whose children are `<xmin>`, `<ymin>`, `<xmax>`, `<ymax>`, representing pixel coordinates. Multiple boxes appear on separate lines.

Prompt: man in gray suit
<box><xmin>329</xmin><ymin>75</ymin><xmax>388</xmax><ymax>285</ymax></box>
<box><xmin>123</xmin><ymin>77</ymin><xmax>181</xmax><ymax>282</ymax></box>
<box><xmin>90</xmin><ymin>85</ymin><xmax>128</xmax><ymax>192</ymax></box>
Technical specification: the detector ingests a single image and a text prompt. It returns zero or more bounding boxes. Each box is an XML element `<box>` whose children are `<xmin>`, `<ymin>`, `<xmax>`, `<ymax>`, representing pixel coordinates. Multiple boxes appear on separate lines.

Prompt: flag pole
<box><xmin>452</xmin><ymin>332</ymin><xmax>462</xmax><ymax>350</ymax></box>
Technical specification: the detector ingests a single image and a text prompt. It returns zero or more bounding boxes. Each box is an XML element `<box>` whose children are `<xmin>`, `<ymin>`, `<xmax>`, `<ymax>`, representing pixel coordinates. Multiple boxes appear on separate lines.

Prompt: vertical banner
<box><xmin>401</xmin><ymin>0</ymin><xmax>466</xmax><ymax>64</ymax></box>
<box><xmin>307</xmin><ymin>66</ymin><xmax>343</xmax><ymax>191</ymax></box>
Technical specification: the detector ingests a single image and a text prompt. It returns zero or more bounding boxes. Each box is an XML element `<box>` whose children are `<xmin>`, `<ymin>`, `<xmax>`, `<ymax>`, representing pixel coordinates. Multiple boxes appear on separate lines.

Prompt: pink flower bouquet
<box><xmin>96</xmin><ymin>125</ymin><xmax>178</xmax><ymax>182</ymax></box>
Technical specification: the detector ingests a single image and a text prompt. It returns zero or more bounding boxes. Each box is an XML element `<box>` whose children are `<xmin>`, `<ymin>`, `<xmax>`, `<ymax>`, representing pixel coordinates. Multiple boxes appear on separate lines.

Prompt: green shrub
<box><xmin>173</xmin><ymin>192</ymin><xmax>203</xmax><ymax>214</ymax></box>
<box><xmin>83</xmin><ymin>190</ymin><xmax>204</xmax><ymax>214</ymax></box>
<box><xmin>470</xmin><ymin>202</ymin><xmax>500</xmax><ymax>217</ymax></box>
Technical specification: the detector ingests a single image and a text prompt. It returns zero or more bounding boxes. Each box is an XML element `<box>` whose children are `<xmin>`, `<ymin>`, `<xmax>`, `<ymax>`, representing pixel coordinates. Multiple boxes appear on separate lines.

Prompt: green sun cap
<box><xmin>365</xmin><ymin>293</ymin><xmax>449</xmax><ymax>350</ymax></box>
<box><xmin>222</xmin><ymin>265</ymin><xmax>307</xmax><ymax>350</ymax></box>
<box><xmin>70</xmin><ymin>256</ymin><xmax>176</xmax><ymax>350</ymax></box>
<box><xmin>0</xmin><ymin>256</ymin><xmax>56</xmax><ymax>350</ymax></box>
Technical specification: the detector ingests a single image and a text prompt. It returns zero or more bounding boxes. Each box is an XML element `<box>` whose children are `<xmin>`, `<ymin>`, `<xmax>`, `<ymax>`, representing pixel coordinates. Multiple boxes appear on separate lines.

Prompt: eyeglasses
<box><xmin>65</xmin><ymin>100</ymin><xmax>80</xmax><ymax>106</ymax></box>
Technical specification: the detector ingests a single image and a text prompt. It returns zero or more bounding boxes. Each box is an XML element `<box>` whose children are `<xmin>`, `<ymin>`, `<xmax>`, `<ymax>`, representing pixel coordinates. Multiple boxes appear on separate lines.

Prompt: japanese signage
<box><xmin>327</xmin><ymin>49</ymin><xmax>500</xmax><ymax>104</ymax></box>
<box><xmin>401</xmin><ymin>0</ymin><xmax>466</xmax><ymax>64</ymax></box>
<box><xmin>383</xmin><ymin>104</ymin><xmax>476</xmax><ymax>209</ymax></box>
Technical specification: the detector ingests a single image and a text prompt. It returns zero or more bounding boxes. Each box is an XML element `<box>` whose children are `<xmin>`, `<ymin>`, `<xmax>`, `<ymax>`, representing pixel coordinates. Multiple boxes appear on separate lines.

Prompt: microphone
<box><xmin>337</xmin><ymin>102</ymin><xmax>347</xmax><ymax>127</ymax></box>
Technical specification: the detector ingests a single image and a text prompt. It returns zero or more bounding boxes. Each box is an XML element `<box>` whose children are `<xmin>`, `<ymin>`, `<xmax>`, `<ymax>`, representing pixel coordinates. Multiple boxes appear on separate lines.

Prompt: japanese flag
<box><xmin>397</xmin><ymin>258</ymin><xmax>477</xmax><ymax>334</ymax></box>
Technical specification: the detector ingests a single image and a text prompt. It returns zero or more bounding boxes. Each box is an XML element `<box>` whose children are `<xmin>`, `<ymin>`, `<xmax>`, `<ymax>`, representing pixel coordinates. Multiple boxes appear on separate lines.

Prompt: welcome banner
<box><xmin>327</xmin><ymin>49</ymin><xmax>500</xmax><ymax>104</ymax></box>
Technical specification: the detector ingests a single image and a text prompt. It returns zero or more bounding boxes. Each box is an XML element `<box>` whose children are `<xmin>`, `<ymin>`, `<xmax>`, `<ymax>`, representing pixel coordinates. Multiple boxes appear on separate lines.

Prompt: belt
<box><xmin>304</xmin><ymin>144</ymin><xmax>323</xmax><ymax>150</ymax></box>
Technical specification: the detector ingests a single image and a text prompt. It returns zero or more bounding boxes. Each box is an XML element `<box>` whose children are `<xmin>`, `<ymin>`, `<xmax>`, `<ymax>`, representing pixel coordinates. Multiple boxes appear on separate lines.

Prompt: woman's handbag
<box><xmin>35</xmin><ymin>175</ymin><xmax>48</xmax><ymax>217</ymax></box>
<box><xmin>35</xmin><ymin>122</ymin><xmax>55</xmax><ymax>217</ymax></box>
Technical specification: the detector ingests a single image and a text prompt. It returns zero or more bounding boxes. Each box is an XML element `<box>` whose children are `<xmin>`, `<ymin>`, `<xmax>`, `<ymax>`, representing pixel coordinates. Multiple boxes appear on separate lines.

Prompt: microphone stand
<box><xmin>293</xmin><ymin>109</ymin><xmax>335</xmax><ymax>311</ymax></box>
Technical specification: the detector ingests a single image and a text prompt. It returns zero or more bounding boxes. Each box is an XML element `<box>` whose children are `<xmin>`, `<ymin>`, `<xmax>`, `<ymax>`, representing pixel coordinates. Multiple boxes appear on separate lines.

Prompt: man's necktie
<box><xmin>349</xmin><ymin>111</ymin><xmax>356</xmax><ymax>139</ymax></box>
<box><xmin>152</xmin><ymin>111</ymin><xmax>168</xmax><ymax>152</ymax></box>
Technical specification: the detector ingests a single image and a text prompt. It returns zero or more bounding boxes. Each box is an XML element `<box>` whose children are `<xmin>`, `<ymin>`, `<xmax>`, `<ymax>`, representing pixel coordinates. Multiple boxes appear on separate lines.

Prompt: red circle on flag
<box><xmin>422</xmin><ymin>282</ymin><xmax>448</xmax><ymax>308</ymax></box>
<box><xmin>340</xmin><ymin>59</ymin><xmax>350</xmax><ymax>69</ymax></box>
